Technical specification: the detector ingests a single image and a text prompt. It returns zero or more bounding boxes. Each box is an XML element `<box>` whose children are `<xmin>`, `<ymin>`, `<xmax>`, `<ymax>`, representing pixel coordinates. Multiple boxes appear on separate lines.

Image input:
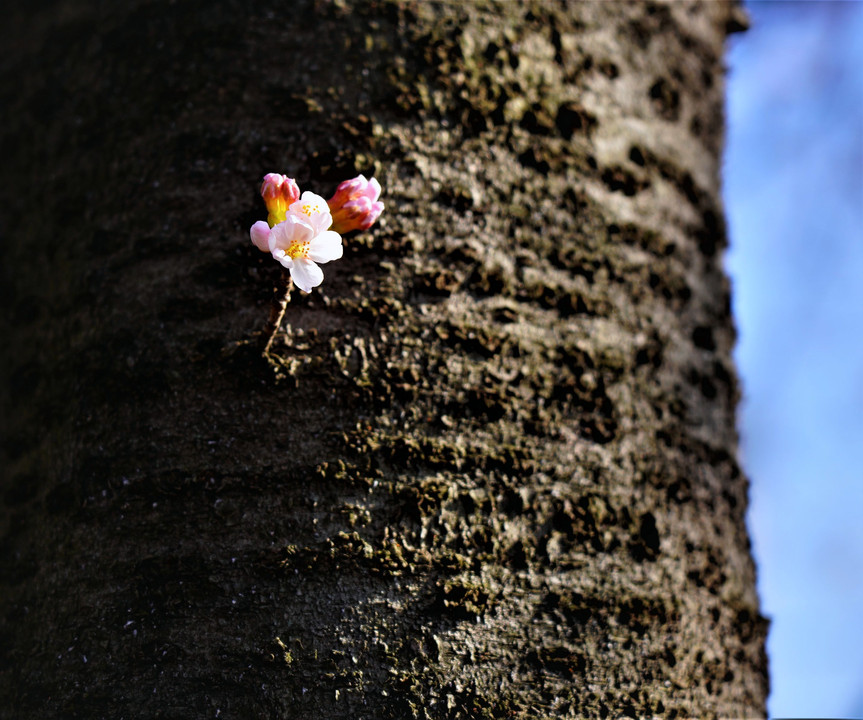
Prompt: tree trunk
<box><xmin>0</xmin><ymin>1</ymin><xmax>767</xmax><ymax>718</ymax></box>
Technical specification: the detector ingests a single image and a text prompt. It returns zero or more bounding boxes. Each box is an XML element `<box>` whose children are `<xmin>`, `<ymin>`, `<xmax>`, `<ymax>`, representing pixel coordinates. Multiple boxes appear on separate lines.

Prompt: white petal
<box><xmin>310</xmin><ymin>209</ymin><xmax>333</xmax><ymax>235</ymax></box>
<box><xmin>308</xmin><ymin>230</ymin><xmax>343</xmax><ymax>263</ymax></box>
<box><xmin>290</xmin><ymin>191</ymin><xmax>329</xmax><ymax>215</ymax></box>
<box><xmin>290</xmin><ymin>258</ymin><xmax>324</xmax><ymax>293</ymax></box>
<box><xmin>250</xmin><ymin>221</ymin><xmax>271</xmax><ymax>252</ymax></box>
<box><xmin>273</xmin><ymin>250</ymin><xmax>293</xmax><ymax>270</ymax></box>
<box><xmin>368</xmin><ymin>177</ymin><xmax>382</xmax><ymax>202</ymax></box>
<box><xmin>269</xmin><ymin>215</ymin><xmax>313</xmax><ymax>253</ymax></box>
<box><xmin>289</xmin><ymin>191</ymin><xmax>332</xmax><ymax>235</ymax></box>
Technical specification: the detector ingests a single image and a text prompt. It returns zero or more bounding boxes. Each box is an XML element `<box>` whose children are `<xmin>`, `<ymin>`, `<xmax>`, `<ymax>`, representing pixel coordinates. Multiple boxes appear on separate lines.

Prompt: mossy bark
<box><xmin>0</xmin><ymin>1</ymin><xmax>766</xmax><ymax>718</ymax></box>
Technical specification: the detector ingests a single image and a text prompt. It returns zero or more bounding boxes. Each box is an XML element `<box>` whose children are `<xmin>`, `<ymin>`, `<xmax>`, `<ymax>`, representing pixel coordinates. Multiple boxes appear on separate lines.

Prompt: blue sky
<box><xmin>724</xmin><ymin>1</ymin><xmax>863</xmax><ymax>716</ymax></box>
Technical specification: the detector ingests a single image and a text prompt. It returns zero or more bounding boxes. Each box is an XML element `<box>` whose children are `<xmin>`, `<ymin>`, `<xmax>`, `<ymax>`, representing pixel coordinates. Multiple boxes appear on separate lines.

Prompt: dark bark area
<box><xmin>0</xmin><ymin>1</ymin><xmax>766</xmax><ymax>718</ymax></box>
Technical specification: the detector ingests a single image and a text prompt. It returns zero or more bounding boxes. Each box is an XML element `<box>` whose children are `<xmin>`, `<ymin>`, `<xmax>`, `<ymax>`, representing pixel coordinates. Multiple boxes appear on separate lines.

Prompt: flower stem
<box><xmin>262</xmin><ymin>270</ymin><xmax>292</xmax><ymax>356</ymax></box>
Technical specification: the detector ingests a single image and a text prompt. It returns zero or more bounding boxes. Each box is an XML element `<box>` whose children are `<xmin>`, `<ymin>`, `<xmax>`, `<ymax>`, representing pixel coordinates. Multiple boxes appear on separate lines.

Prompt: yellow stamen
<box><xmin>287</xmin><ymin>241</ymin><xmax>310</xmax><ymax>260</ymax></box>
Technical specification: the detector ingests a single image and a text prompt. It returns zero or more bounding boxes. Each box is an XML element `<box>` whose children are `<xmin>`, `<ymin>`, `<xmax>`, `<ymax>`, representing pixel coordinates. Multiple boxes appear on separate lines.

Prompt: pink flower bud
<box><xmin>260</xmin><ymin>173</ymin><xmax>300</xmax><ymax>227</ymax></box>
<box><xmin>250</xmin><ymin>220</ymin><xmax>271</xmax><ymax>252</ymax></box>
<box><xmin>327</xmin><ymin>174</ymin><xmax>384</xmax><ymax>234</ymax></box>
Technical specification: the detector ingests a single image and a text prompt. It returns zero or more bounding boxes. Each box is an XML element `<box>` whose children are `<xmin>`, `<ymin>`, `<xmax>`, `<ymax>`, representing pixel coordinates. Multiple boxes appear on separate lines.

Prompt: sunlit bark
<box><xmin>0</xmin><ymin>2</ymin><xmax>766</xmax><ymax>718</ymax></box>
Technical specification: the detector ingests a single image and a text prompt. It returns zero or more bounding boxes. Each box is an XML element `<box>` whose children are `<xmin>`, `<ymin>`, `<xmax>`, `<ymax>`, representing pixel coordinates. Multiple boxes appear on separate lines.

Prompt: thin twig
<box><xmin>262</xmin><ymin>270</ymin><xmax>292</xmax><ymax>356</ymax></box>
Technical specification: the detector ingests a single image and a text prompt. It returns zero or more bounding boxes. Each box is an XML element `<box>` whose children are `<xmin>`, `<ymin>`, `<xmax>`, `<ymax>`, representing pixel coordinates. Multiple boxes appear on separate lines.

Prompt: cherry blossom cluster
<box><xmin>250</xmin><ymin>173</ymin><xmax>383</xmax><ymax>293</ymax></box>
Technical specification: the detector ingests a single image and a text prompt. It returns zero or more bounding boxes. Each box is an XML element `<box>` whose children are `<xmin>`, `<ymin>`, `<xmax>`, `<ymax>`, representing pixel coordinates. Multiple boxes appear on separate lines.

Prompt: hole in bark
<box><xmin>649</xmin><ymin>77</ymin><xmax>680</xmax><ymax>120</ymax></box>
<box><xmin>691</xmin><ymin>325</ymin><xmax>716</xmax><ymax>351</ymax></box>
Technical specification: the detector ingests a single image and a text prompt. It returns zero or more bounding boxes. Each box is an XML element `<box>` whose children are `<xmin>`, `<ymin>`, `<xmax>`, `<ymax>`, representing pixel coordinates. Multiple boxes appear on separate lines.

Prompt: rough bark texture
<box><xmin>0</xmin><ymin>1</ymin><xmax>767</xmax><ymax>718</ymax></box>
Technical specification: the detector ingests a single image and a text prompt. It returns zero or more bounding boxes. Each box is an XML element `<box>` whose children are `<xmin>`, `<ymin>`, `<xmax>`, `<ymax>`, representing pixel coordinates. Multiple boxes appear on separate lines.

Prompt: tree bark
<box><xmin>0</xmin><ymin>1</ymin><xmax>766</xmax><ymax>718</ymax></box>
